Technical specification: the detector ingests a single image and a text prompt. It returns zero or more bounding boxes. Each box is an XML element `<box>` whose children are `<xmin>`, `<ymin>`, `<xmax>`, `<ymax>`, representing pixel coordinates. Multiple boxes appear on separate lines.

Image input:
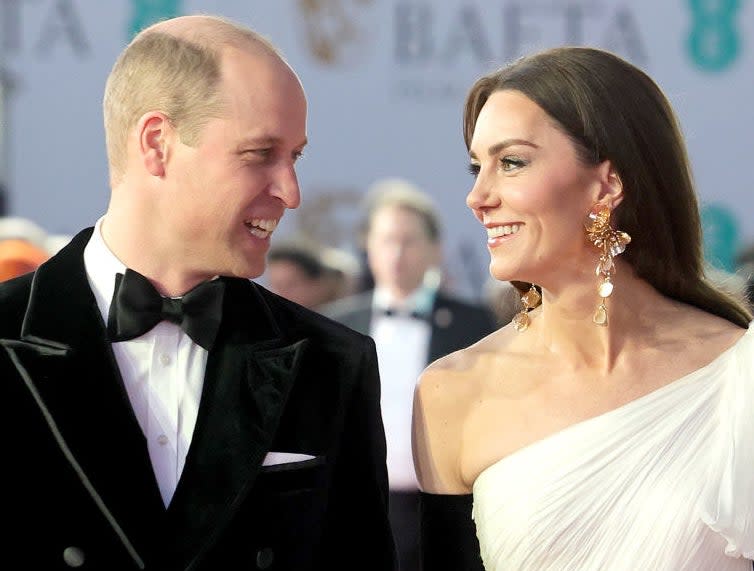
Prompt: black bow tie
<box><xmin>378</xmin><ymin>307</ymin><xmax>427</xmax><ymax>321</ymax></box>
<box><xmin>107</xmin><ymin>269</ymin><xmax>225</xmax><ymax>350</ymax></box>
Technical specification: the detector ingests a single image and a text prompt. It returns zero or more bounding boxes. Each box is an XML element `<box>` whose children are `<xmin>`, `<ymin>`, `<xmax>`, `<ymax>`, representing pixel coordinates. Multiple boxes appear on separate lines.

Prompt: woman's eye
<box><xmin>500</xmin><ymin>156</ymin><xmax>527</xmax><ymax>171</ymax></box>
<box><xmin>467</xmin><ymin>163</ymin><xmax>480</xmax><ymax>178</ymax></box>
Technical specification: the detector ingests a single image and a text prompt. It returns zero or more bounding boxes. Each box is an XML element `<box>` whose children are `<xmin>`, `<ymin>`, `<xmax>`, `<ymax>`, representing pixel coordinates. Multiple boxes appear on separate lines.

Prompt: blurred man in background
<box><xmin>266</xmin><ymin>239</ymin><xmax>358</xmax><ymax>310</ymax></box>
<box><xmin>322</xmin><ymin>178</ymin><xmax>498</xmax><ymax>570</ymax></box>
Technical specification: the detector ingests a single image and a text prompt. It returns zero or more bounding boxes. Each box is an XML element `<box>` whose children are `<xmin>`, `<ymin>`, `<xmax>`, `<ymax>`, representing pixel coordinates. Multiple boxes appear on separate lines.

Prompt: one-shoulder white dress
<box><xmin>473</xmin><ymin>326</ymin><xmax>754</xmax><ymax>570</ymax></box>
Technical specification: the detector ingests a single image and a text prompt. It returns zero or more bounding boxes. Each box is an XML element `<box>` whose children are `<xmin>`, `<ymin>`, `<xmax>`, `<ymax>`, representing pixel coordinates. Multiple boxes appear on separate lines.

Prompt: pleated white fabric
<box><xmin>472</xmin><ymin>326</ymin><xmax>754</xmax><ymax>571</ymax></box>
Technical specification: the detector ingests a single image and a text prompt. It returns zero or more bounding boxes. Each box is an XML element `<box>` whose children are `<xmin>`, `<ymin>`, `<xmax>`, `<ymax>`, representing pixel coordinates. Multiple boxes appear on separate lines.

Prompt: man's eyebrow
<box><xmin>236</xmin><ymin>136</ymin><xmax>308</xmax><ymax>150</ymax></box>
<box><xmin>237</xmin><ymin>136</ymin><xmax>280</xmax><ymax>149</ymax></box>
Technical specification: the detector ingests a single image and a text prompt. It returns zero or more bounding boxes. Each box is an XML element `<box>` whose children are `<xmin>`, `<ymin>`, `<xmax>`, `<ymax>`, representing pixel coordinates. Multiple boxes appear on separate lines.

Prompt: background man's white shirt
<box><xmin>371</xmin><ymin>286</ymin><xmax>434</xmax><ymax>490</ymax></box>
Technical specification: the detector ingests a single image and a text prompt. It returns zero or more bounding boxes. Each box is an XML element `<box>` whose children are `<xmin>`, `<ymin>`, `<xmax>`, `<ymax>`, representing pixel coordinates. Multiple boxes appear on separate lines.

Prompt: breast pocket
<box><xmin>258</xmin><ymin>454</ymin><xmax>327</xmax><ymax>495</ymax></box>
<box><xmin>245</xmin><ymin>455</ymin><xmax>329</xmax><ymax>568</ymax></box>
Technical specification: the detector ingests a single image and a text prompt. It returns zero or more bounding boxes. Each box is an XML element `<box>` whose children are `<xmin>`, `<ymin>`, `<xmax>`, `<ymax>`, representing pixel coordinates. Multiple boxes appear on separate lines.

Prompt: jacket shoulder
<box><xmin>253</xmin><ymin>283</ymin><xmax>373</xmax><ymax>346</ymax></box>
<box><xmin>0</xmin><ymin>272</ymin><xmax>34</xmax><ymax>337</ymax></box>
<box><xmin>318</xmin><ymin>292</ymin><xmax>372</xmax><ymax>320</ymax></box>
<box><xmin>435</xmin><ymin>291</ymin><xmax>488</xmax><ymax>311</ymax></box>
<box><xmin>435</xmin><ymin>291</ymin><xmax>497</xmax><ymax>324</ymax></box>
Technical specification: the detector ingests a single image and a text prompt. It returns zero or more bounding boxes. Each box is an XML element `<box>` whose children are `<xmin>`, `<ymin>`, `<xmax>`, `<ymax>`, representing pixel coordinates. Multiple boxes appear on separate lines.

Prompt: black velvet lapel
<box><xmin>164</xmin><ymin>277</ymin><xmax>309</xmax><ymax>569</ymax></box>
<box><xmin>2</xmin><ymin>228</ymin><xmax>165</xmax><ymax>565</ymax></box>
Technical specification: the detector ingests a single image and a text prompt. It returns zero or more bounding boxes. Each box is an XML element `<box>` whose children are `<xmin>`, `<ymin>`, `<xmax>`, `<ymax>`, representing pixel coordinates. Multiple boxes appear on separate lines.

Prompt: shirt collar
<box><xmin>373</xmin><ymin>284</ymin><xmax>436</xmax><ymax>316</ymax></box>
<box><xmin>83</xmin><ymin>216</ymin><xmax>127</xmax><ymax>324</ymax></box>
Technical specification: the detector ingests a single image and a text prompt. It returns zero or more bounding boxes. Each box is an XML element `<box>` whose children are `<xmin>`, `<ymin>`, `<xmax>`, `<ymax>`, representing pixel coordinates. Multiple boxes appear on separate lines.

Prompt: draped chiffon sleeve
<box><xmin>701</xmin><ymin>326</ymin><xmax>754</xmax><ymax>558</ymax></box>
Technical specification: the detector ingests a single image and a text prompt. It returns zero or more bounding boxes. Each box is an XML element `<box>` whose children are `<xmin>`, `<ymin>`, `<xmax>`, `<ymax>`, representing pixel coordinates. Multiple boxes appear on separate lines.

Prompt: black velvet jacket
<box><xmin>0</xmin><ymin>228</ymin><xmax>396</xmax><ymax>571</ymax></box>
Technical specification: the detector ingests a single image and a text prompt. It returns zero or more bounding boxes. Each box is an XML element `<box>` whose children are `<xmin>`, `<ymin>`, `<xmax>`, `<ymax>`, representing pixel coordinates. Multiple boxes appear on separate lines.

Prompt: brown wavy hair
<box><xmin>463</xmin><ymin>47</ymin><xmax>750</xmax><ymax>327</ymax></box>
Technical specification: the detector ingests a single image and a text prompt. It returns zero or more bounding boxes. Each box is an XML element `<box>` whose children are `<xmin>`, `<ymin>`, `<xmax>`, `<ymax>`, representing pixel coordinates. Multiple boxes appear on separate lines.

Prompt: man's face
<box><xmin>366</xmin><ymin>204</ymin><xmax>439</xmax><ymax>298</ymax></box>
<box><xmin>163</xmin><ymin>47</ymin><xmax>308</xmax><ymax>283</ymax></box>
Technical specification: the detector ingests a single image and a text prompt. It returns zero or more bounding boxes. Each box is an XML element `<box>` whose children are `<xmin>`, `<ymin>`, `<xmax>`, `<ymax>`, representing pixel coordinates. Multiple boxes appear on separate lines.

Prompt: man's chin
<box><xmin>228</xmin><ymin>261</ymin><xmax>265</xmax><ymax>280</ymax></box>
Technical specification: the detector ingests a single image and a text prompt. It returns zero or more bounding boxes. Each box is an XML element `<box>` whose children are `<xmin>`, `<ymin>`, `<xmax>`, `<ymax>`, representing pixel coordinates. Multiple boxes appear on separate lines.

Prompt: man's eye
<box><xmin>240</xmin><ymin>148</ymin><xmax>272</xmax><ymax>160</ymax></box>
<box><xmin>293</xmin><ymin>150</ymin><xmax>305</xmax><ymax>162</ymax></box>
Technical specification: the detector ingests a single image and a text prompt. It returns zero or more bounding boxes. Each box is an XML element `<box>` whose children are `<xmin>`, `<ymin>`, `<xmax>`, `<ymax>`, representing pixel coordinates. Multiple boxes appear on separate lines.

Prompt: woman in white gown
<box><xmin>412</xmin><ymin>47</ymin><xmax>753</xmax><ymax>571</ymax></box>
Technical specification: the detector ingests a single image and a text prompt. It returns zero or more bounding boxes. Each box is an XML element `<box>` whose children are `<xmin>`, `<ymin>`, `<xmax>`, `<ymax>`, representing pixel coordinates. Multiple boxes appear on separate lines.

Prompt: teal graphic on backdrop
<box><xmin>129</xmin><ymin>0</ymin><xmax>183</xmax><ymax>39</ymax></box>
<box><xmin>701</xmin><ymin>203</ymin><xmax>739</xmax><ymax>272</ymax></box>
<box><xmin>686</xmin><ymin>0</ymin><xmax>742</xmax><ymax>71</ymax></box>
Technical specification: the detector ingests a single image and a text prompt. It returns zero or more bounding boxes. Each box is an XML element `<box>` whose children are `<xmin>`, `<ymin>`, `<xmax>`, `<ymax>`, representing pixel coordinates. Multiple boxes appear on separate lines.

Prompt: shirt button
<box><xmin>160</xmin><ymin>353</ymin><xmax>172</xmax><ymax>366</ymax></box>
<box><xmin>256</xmin><ymin>547</ymin><xmax>274</xmax><ymax>569</ymax></box>
<box><xmin>157</xmin><ymin>434</ymin><xmax>169</xmax><ymax>446</ymax></box>
<box><xmin>62</xmin><ymin>546</ymin><xmax>85</xmax><ymax>567</ymax></box>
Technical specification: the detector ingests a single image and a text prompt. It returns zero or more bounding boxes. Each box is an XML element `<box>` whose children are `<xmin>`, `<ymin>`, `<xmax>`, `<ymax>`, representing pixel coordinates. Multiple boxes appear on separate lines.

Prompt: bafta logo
<box><xmin>297</xmin><ymin>0</ymin><xmax>375</xmax><ymax>66</ymax></box>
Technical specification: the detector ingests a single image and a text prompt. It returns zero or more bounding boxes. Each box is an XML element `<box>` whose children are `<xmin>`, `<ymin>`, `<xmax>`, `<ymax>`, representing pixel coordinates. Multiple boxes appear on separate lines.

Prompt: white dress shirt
<box><xmin>83</xmin><ymin>217</ymin><xmax>207</xmax><ymax>507</ymax></box>
<box><xmin>371</xmin><ymin>286</ymin><xmax>435</xmax><ymax>491</ymax></box>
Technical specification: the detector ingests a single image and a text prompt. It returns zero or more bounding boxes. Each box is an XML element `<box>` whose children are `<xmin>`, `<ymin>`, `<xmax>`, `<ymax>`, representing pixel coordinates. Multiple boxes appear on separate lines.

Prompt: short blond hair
<box><xmin>103</xmin><ymin>15</ymin><xmax>281</xmax><ymax>183</ymax></box>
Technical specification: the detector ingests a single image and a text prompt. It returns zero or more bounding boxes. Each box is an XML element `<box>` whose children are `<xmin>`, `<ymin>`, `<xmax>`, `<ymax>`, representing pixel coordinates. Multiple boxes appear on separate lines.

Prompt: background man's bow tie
<box><xmin>378</xmin><ymin>307</ymin><xmax>428</xmax><ymax>321</ymax></box>
<box><xmin>107</xmin><ymin>269</ymin><xmax>225</xmax><ymax>350</ymax></box>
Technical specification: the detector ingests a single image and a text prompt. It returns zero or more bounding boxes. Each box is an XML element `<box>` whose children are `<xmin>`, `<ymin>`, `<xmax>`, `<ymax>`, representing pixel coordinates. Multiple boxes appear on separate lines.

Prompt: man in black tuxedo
<box><xmin>321</xmin><ymin>179</ymin><xmax>498</xmax><ymax>571</ymax></box>
<box><xmin>0</xmin><ymin>15</ymin><xmax>395</xmax><ymax>571</ymax></box>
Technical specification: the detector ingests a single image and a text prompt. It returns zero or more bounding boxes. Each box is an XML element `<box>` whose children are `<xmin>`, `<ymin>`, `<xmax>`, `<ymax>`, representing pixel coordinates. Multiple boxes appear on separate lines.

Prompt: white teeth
<box><xmin>244</xmin><ymin>218</ymin><xmax>279</xmax><ymax>238</ymax></box>
<box><xmin>248</xmin><ymin>227</ymin><xmax>271</xmax><ymax>239</ymax></box>
<box><xmin>487</xmin><ymin>223</ymin><xmax>520</xmax><ymax>238</ymax></box>
<box><xmin>249</xmin><ymin>218</ymin><xmax>278</xmax><ymax>231</ymax></box>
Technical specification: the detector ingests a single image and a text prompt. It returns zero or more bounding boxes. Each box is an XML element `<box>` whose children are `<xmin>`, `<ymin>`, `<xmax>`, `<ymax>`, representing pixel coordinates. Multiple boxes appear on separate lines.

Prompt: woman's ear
<box><xmin>595</xmin><ymin>160</ymin><xmax>624</xmax><ymax>210</ymax></box>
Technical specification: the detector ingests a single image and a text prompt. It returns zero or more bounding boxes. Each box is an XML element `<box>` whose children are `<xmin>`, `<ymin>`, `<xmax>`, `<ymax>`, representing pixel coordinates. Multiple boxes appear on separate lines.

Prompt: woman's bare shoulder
<box><xmin>416</xmin><ymin>328</ymin><xmax>508</xmax><ymax>410</ymax></box>
<box><xmin>413</xmin><ymin>328</ymin><xmax>515</xmax><ymax>494</ymax></box>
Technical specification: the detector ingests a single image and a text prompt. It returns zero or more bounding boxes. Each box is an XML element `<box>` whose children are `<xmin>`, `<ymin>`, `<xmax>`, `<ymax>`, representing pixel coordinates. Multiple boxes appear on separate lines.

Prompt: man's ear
<box><xmin>594</xmin><ymin>160</ymin><xmax>624</xmax><ymax>210</ymax></box>
<box><xmin>137</xmin><ymin>112</ymin><xmax>172</xmax><ymax>177</ymax></box>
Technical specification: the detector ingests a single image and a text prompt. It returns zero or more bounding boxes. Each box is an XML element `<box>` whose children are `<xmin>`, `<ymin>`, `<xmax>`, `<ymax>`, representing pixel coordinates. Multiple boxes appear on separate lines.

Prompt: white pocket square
<box><xmin>262</xmin><ymin>451</ymin><xmax>317</xmax><ymax>466</ymax></box>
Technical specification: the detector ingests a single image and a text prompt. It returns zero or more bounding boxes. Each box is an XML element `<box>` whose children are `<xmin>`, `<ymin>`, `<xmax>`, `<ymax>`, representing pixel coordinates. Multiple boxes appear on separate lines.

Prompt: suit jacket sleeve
<box><xmin>321</xmin><ymin>335</ymin><xmax>397</xmax><ymax>569</ymax></box>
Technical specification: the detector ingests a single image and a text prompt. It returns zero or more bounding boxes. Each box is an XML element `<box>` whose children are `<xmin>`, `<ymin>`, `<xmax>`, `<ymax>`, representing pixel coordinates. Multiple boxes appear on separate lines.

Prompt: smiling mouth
<box><xmin>487</xmin><ymin>223</ymin><xmax>521</xmax><ymax>239</ymax></box>
<box><xmin>244</xmin><ymin>218</ymin><xmax>278</xmax><ymax>239</ymax></box>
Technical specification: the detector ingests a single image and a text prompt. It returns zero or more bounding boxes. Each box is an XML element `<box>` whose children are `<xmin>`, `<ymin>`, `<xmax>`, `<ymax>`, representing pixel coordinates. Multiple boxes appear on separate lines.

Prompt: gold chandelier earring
<box><xmin>584</xmin><ymin>204</ymin><xmax>631</xmax><ymax>326</ymax></box>
<box><xmin>512</xmin><ymin>284</ymin><xmax>541</xmax><ymax>332</ymax></box>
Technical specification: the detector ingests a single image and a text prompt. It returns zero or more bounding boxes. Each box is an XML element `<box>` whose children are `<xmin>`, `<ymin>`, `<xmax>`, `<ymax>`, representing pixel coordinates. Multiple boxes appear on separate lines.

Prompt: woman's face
<box><xmin>466</xmin><ymin>89</ymin><xmax>606</xmax><ymax>287</ymax></box>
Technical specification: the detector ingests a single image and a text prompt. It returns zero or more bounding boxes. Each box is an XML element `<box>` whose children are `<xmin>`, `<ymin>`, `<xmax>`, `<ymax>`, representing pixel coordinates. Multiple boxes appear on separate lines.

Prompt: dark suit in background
<box><xmin>323</xmin><ymin>290</ymin><xmax>498</xmax><ymax>364</ymax></box>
